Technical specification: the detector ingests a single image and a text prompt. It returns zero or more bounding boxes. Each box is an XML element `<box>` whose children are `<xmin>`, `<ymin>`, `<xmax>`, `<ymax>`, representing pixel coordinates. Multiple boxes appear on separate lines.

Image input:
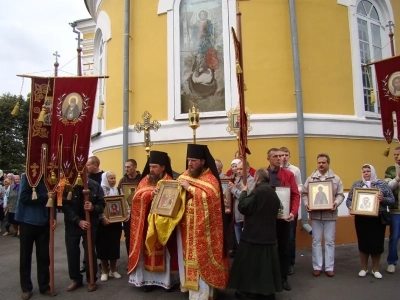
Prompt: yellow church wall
<box><xmin>83</xmin><ymin>32</ymin><xmax>94</xmax><ymax>39</ymax></box>
<box><xmin>295</xmin><ymin>0</ymin><xmax>354</xmax><ymax>115</ymax></box>
<box><xmin>97</xmin><ymin>1</ymin><xmax>125</xmax><ymax>130</ymax></box>
<box><xmin>129</xmin><ymin>1</ymin><xmax>168</xmax><ymax>122</ymax></box>
<box><xmin>393</xmin><ymin>1</ymin><xmax>400</xmax><ymax>48</ymax></box>
<box><xmin>239</xmin><ymin>1</ymin><xmax>296</xmax><ymax>113</ymax></box>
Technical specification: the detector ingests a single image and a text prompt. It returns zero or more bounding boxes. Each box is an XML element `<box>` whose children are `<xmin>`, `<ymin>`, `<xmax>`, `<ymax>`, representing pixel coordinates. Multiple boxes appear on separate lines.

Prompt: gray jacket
<box><xmin>231</xmin><ymin>174</ymin><xmax>255</xmax><ymax>222</ymax></box>
<box><xmin>302</xmin><ymin>169</ymin><xmax>345</xmax><ymax>221</ymax></box>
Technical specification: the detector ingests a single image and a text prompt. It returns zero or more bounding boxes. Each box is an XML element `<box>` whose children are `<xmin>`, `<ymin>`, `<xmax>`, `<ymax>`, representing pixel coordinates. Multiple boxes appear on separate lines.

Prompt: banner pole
<box><xmin>82</xmin><ymin>167</ymin><xmax>95</xmax><ymax>287</ymax></box>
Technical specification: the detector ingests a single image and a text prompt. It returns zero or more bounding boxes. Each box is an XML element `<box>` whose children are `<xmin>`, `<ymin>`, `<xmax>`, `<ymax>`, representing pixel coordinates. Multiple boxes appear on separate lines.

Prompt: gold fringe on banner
<box><xmin>370</xmin><ymin>88</ymin><xmax>376</xmax><ymax>104</ymax></box>
<box><xmin>97</xmin><ymin>101</ymin><xmax>105</xmax><ymax>119</ymax></box>
<box><xmin>384</xmin><ymin>146</ymin><xmax>390</xmax><ymax>157</ymax></box>
<box><xmin>32</xmin><ymin>188</ymin><xmax>37</xmax><ymax>200</ymax></box>
<box><xmin>11</xmin><ymin>102</ymin><xmax>20</xmax><ymax>116</ymax></box>
<box><xmin>236</xmin><ymin>61</ymin><xmax>243</xmax><ymax>74</ymax></box>
<box><xmin>74</xmin><ymin>173</ymin><xmax>83</xmax><ymax>186</ymax></box>
<box><xmin>46</xmin><ymin>192</ymin><xmax>55</xmax><ymax>208</ymax></box>
<box><xmin>65</xmin><ymin>180</ymin><xmax>73</xmax><ymax>200</ymax></box>
<box><xmin>37</xmin><ymin>105</ymin><xmax>46</xmax><ymax>122</ymax></box>
<box><xmin>50</xmin><ymin>171</ymin><xmax>57</xmax><ymax>185</ymax></box>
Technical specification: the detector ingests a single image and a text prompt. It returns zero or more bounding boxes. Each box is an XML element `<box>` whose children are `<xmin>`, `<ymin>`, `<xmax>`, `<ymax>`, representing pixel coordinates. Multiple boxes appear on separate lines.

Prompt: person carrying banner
<box><xmin>63</xmin><ymin>178</ymin><xmax>105</xmax><ymax>292</ymax></box>
<box><xmin>16</xmin><ymin>174</ymin><xmax>57</xmax><ymax>300</ymax></box>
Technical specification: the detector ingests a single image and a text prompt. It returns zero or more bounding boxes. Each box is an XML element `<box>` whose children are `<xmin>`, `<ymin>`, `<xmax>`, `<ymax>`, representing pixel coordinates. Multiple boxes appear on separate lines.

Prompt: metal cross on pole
<box><xmin>53</xmin><ymin>51</ymin><xmax>60</xmax><ymax>62</ymax></box>
<box><xmin>53</xmin><ymin>51</ymin><xmax>60</xmax><ymax>76</ymax></box>
<box><xmin>387</xmin><ymin>21</ymin><xmax>396</xmax><ymax>57</ymax></box>
<box><xmin>134</xmin><ymin>111</ymin><xmax>161</xmax><ymax>158</ymax></box>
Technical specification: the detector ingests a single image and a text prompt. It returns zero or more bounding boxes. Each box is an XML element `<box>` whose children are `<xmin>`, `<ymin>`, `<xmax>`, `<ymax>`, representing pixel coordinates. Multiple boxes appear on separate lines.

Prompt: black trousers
<box><xmin>289</xmin><ymin>216</ymin><xmax>298</xmax><ymax>267</ymax></box>
<box><xmin>123</xmin><ymin>219</ymin><xmax>131</xmax><ymax>255</ymax></box>
<box><xmin>65</xmin><ymin>223</ymin><xmax>98</xmax><ymax>283</ymax></box>
<box><xmin>276</xmin><ymin>219</ymin><xmax>290</xmax><ymax>281</ymax></box>
<box><xmin>19</xmin><ymin>222</ymin><xmax>50</xmax><ymax>293</ymax></box>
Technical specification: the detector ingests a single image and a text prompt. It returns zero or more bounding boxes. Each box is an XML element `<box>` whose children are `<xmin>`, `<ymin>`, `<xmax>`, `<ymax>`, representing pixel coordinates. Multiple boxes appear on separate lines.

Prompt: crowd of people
<box><xmin>0</xmin><ymin>144</ymin><xmax>400</xmax><ymax>300</ymax></box>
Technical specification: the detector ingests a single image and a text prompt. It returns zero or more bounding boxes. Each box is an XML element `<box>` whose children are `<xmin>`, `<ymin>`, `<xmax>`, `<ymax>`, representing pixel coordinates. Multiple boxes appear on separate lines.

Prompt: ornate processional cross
<box><xmin>134</xmin><ymin>111</ymin><xmax>161</xmax><ymax>157</ymax></box>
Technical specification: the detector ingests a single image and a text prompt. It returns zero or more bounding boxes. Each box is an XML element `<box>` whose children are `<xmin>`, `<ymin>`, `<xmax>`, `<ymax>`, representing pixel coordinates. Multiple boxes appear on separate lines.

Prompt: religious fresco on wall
<box><xmin>180</xmin><ymin>0</ymin><xmax>225</xmax><ymax>114</ymax></box>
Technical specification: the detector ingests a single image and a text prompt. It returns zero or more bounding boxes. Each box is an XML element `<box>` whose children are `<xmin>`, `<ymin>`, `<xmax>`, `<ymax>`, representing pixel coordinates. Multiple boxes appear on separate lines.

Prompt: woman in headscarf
<box><xmin>346</xmin><ymin>164</ymin><xmax>394</xmax><ymax>279</ymax></box>
<box><xmin>96</xmin><ymin>171</ymin><xmax>128</xmax><ymax>282</ymax></box>
<box><xmin>3</xmin><ymin>174</ymin><xmax>20</xmax><ymax>237</ymax></box>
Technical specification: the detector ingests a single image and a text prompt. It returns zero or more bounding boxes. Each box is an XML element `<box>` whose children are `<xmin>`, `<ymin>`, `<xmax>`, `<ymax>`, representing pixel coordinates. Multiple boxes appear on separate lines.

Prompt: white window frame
<box><xmin>164</xmin><ymin>0</ymin><xmax>238</xmax><ymax>120</ymax></box>
<box><xmin>346</xmin><ymin>0</ymin><xmax>394</xmax><ymax>118</ymax></box>
<box><xmin>92</xmin><ymin>11</ymin><xmax>111</xmax><ymax>134</ymax></box>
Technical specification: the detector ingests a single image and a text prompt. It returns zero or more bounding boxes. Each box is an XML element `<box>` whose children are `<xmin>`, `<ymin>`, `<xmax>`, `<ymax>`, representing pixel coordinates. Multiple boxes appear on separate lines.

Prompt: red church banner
<box><xmin>374</xmin><ymin>55</ymin><xmax>400</xmax><ymax>144</ymax></box>
<box><xmin>231</xmin><ymin>28</ymin><xmax>250</xmax><ymax>156</ymax></box>
<box><xmin>50</xmin><ymin>77</ymin><xmax>98</xmax><ymax>188</ymax></box>
<box><xmin>25</xmin><ymin>77</ymin><xmax>57</xmax><ymax>192</ymax></box>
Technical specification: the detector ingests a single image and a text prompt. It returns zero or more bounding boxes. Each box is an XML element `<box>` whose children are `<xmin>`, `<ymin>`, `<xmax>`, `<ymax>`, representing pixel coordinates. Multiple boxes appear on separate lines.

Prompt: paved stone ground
<box><xmin>0</xmin><ymin>213</ymin><xmax>399</xmax><ymax>300</ymax></box>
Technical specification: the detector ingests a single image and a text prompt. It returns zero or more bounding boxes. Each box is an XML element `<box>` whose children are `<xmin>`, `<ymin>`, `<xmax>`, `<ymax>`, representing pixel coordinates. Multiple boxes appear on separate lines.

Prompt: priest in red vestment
<box><xmin>178</xmin><ymin>144</ymin><xmax>230</xmax><ymax>299</ymax></box>
<box><xmin>127</xmin><ymin>150</ymin><xmax>179</xmax><ymax>292</ymax></box>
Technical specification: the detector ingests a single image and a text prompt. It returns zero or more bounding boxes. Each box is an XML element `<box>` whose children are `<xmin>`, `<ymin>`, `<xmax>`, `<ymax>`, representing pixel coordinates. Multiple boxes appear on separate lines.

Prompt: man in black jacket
<box><xmin>63</xmin><ymin>179</ymin><xmax>105</xmax><ymax>292</ymax></box>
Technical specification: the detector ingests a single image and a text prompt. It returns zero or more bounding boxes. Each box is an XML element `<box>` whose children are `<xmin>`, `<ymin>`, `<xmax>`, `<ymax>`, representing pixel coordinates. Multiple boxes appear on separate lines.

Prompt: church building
<box><xmin>76</xmin><ymin>0</ymin><xmax>399</xmax><ymax>247</ymax></box>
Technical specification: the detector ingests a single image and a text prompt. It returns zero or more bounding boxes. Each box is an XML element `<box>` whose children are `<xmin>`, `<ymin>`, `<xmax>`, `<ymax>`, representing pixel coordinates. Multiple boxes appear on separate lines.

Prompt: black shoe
<box><xmin>142</xmin><ymin>286</ymin><xmax>155</xmax><ymax>293</ymax></box>
<box><xmin>235</xmin><ymin>291</ymin><xmax>248</xmax><ymax>299</ymax></box>
<box><xmin>235</xmin><ymin>290</ymin><xmax>256</xmax><ymax>299</ymax></box>
<box><xmin>288</xmin><ymin>265</ymin><xmax>294</xmax><ymax>275</ymax></box>
<box><xmin>282</xmin><ymin>280</ymin><xmax>291</xmax><ymax>291</ymax></box>
<box><xmin>256</xmin><ymin>294</ymin><xmax>275</xmax><ymax>300</ymax></box>
<box><xmin>80</xmin><ymin>264</ymin><xmax>86</xmax><ymax>273</ymax></box>
<box><xmin>40</xmin><ymin>289</ymin><xmax>57</xmax><ymax>297</ymax></box>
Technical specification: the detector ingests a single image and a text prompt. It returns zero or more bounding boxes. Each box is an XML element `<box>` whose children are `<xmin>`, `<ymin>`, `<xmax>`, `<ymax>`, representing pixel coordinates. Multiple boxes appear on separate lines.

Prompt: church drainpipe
<box><xmin>122</xmin><ymin>0</ymin><xmax>130</xmax><ymax>171</ymax></box>
<box><xmin>288</xmin><ymin>0</ymin><xmax>312</xmax><ymax>234</ymax></box>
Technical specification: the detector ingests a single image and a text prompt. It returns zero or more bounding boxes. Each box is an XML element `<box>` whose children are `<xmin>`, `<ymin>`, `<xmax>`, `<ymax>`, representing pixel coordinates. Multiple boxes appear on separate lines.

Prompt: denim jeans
<box><xmin>312</xmin><ymin>220</ymin><xmax>336</xmax><ymax>271</ymax></box>
<box><xmin>387</xmin><ymin>214</ymin><xmax>400</xmax><ymax>265</ymax></box>
<box><xmin>234</xmin><ymin>221</ymin><xmax>244</xmax><ymax>244</ymax></box>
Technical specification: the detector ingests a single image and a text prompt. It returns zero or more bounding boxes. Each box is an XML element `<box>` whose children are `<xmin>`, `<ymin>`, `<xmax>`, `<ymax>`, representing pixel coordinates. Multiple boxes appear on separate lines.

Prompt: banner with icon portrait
<box><xmin>50</xmin><ymin>77</ymin><xmax>98</xmax><ymax>187</ymax></box>
<box><xmin>374</xmin><ymin>55</ymin><xmax>400</xmax><ymax>144</ymax></box>
<box><xmin>25</xmin><ymin>77</ymin><xmax>57</xmax><ymax>191</ymax></box>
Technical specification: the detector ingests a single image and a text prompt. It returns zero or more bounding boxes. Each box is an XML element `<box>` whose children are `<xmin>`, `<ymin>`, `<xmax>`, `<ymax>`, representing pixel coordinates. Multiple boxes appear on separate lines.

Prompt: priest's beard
<box><xmin>189</xmin><ymin>166</ymin><xmax>204</xmax><ymax>178</ymax></box>
<box><xmin>148</xmin><ymin>172</ymin><xmax>163</xmax><ymax>184</ymax></box>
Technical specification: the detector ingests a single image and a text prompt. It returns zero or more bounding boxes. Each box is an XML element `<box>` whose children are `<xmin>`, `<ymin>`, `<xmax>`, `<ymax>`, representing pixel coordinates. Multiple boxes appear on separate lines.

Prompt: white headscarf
<box><xmin>231</xmin><ymin>159</ymin><xmax>241</xmax><ymax>166</ymax></box>
<box><xmin>101</xmin><ymin>171</ymin><xmax>118</xmax><ymax>196</ymax></box>
<box><xmin>361</xmin><ymin>164</ymin><xmax>378</xmax><ymax>188</ymax></box>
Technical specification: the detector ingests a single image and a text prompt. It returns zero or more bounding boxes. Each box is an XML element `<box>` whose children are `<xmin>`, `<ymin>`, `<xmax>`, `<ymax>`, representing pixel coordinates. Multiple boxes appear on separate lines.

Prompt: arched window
<box><xmin>166</xmin><ymin>0</ymin><xmax>237</xmax><ymax>119</ymax></box>
<box><xmin>357</xmin><ymin>0</ymin><xmax>383</xmax><ymax>113</ymax></box>
<box><xmin>93</xmin><ymin>30</ymin><xmax>106</xmax><ymax>134</ymax></box>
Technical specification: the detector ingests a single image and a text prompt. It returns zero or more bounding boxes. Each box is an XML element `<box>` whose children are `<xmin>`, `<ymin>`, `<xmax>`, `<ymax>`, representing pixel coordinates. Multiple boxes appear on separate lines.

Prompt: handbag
<box><xmin>380</xmin><ymin>207</ymin><xmax>391</xmax><ymax>226</ymax></box>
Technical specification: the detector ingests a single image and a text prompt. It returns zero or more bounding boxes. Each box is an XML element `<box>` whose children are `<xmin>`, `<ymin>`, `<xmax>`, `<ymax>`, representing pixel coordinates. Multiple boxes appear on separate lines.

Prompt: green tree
<box><xmin>0</xmin><ymin>93</ymin><xmax>30</xmax><ymax>173</ymax></box>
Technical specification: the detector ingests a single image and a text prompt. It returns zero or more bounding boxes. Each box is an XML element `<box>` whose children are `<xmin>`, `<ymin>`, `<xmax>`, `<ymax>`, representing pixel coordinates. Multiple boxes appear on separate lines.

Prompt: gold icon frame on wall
<box><xmin>226</xmin><ymin>105</ymin><xmax>252</xmax><ymax>136</ymax></box>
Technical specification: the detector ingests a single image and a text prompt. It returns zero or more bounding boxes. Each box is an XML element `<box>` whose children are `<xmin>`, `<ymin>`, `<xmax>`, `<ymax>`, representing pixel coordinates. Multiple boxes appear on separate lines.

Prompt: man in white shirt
<box><xmin>280</xmin><ymin>147</ymin><xmax>303</xmax><ymax>276</ymax></box>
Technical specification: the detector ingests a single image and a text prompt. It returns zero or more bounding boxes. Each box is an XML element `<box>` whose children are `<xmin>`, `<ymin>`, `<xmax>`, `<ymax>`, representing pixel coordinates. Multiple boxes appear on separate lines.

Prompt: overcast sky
<box><xmin>0</xmin><ymin>0</ymin><xmax>91</xmax><ymax>98</ymax></box>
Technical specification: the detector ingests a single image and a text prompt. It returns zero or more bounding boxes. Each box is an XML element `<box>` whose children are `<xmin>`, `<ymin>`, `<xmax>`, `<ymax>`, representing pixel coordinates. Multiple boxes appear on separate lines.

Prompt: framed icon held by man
<box><xmin>150</xmin><ymin>180</ymin><xmax>181</xmax><ymax>218</ymax></box>
<box><xmin>308</xmin><ymin>181</ymin><xmax>334</xmax><ymax>210</ymax></box>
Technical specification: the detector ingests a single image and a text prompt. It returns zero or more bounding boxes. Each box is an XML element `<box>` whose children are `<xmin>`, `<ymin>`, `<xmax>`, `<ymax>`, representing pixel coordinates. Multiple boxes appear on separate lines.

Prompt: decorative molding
<box><xmin>90</xmin><ymin>113</ymin><xmax>384</xmax><ymax>153</ymax></box>
<box><xmin>158</xmin><ymin>0</ymin><xmax>174</xmax><ymax>14</ymax></box>
<box><xmin>96</xmin><ymin>11</ymin><xmax>112</xmax><ymax>42</ymax></box>
<box><xmin>337</xmin><ymin>0</ymin><xmax>357</xmax><ymax>6</ymax></box>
